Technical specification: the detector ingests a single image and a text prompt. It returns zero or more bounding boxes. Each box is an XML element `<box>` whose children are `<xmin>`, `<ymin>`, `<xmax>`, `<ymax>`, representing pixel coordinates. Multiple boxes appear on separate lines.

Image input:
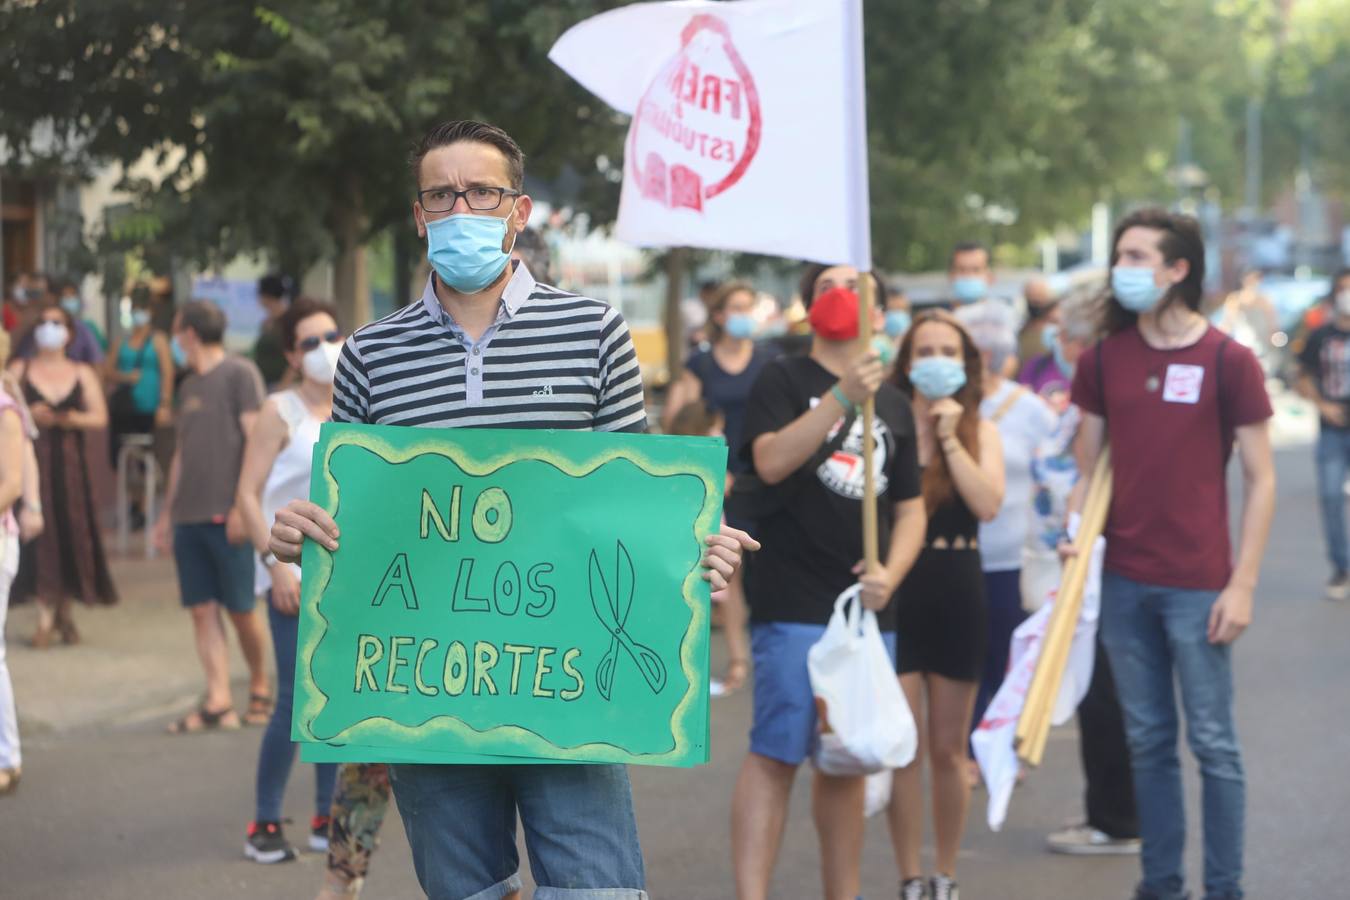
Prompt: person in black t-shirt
<box><xmin>1297</xmin><ymin>267</ymin><xmax>1350</xmax><ymax>597</ymax></box>
<box><xmin>730</xmin><ymin>264</ymin><xmax>926</xmax><ymax>900</ymax></box>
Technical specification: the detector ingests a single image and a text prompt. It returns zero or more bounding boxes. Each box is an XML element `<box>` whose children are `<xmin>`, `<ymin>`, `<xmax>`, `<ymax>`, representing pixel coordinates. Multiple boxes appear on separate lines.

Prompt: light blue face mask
<box><xmin>884</xmin><ymin>310</ymin><xmax>912</xmax><ymax>338</ymax></box>
<box><xmin>61</xmin><ymin>296</ymin><xmax>82</xmax><ymax>316</ymax></box>
<box><xmin>908</xmin><ymin>356</ymin><xmax>967</xmax><ymax>400</ymax></box>
<box><xmin>1111</xmin><ymin>266</ymin><xmax>1165</xmax><ymax>313</ymax></box>
<box><xmin>952</xmin><ymin>277</ymin><xmax>988</xmax><ymax>304</ymax></box>
<box><xmin>170</xmin><ymin>335</ymin><xmax>188</xmax><ymax>367</ymax></box>
<box><xmin>1041</xmin><ymin>323</ymin><xmax>1060</xmax><ymax>353</ymax></box>
<box><xmin>724</xmin><ymin>313</ymin><xmax>755</xmax><ymax>340</ymax></box>
<box><xmin>132</xmin><ymin>309</ymin><xmax>153</xmax><ymax>328</ymax></box>
<box><xmin>425</xmin><ymin>205</ymin><xmax>517</xmax><ymax>294</ymax></box>
<box><xmin>1052</xmin><ymin>336</ymin><xmax>1074</xmax><ymax>378</ymax></box>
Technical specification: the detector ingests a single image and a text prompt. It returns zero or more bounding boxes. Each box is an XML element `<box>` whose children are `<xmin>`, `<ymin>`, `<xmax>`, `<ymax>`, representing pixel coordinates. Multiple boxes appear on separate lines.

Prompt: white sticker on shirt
<box><xmin>1162</xmin><ymin>364</ymin><xmax>1205</xmax><ymax>404</ymax></box>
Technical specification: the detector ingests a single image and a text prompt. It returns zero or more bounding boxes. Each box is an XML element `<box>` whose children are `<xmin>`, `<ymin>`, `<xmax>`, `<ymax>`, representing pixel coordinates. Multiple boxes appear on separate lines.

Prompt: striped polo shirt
<box><xmin>331</xmin><ymin>263</ymin><xmax>647</xmax><ymax>431</ymax></box>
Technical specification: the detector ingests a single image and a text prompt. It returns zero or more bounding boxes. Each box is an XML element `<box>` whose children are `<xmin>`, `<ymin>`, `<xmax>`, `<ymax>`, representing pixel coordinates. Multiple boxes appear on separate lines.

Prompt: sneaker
<box><xmin>930</xmin><ymin>874</ymin><xmax>959</xmax><ymax>900</ymax></box>
<box><xmin>1328</xmin><ymin>574</ymin><xmax>1348</xmax><ymax>601</ymax></box>
<box><xmin>244</xmin><ymin>820</ymin><xmax>296</xmax><ymax>864</ymax></box>
<box><xmin>900</xmin><ymin>878</ymin><xmax>929</xmax><ymax>900</ymax></box>
<box><xmin>1047</xmin><ymin>823</ymin><xmax>1142</xmax><ymax>856</ymax></box>
<box><xmin>309</xmin><ymin>814</ymin><xmax>331</xmax><ymax>852</ymax></box>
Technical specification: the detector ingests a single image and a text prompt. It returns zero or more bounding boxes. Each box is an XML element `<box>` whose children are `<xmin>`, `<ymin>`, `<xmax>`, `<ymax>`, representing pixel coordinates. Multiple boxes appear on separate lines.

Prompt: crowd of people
<box><xmin>633</xmin><ymin>208</ymin><xmax>1275</xmax><ymax>900</ymax></box>
<box><xmin>0</xmin><ymin>118</ymin><xmax>1295</xmax><ymax>900</ymax></box>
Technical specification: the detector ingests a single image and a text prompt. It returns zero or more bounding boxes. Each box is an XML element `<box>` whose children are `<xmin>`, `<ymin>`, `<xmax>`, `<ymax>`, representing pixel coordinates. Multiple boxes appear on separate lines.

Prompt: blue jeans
<box><xmin>255</xmin><ymin>594</ymin><xmax>337</xmax><ymax>822</ymax></box>
<box><xmin>1099</xmin><ymin>572</ymin><xmax>1244</xmax><ymax>900</ymax></box>
<box><xmin>389</xmin><ymin>762</ymin><xmax>646</xmax><ymax>900</ymax></box>
<box><xmin>1315</xmin><ymin>427</ymin><xmax>1350</xmax><ymax>575</ymax></box>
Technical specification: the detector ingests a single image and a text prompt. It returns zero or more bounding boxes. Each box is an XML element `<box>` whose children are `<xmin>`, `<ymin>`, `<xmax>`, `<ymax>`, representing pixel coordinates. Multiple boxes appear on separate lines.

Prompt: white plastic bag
<box><xmin>808</xmin><ymin>585</ymin><xmax>917</xmax><ymax>776</ymax></box>
<box><xmin>863</xmin><ymin>769</ymin><xmax>893</xmax><ymax>817</ymax></box>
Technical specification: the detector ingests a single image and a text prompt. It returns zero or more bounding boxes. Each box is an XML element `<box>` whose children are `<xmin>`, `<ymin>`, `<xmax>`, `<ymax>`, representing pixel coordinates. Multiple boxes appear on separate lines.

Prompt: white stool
<box><xmin>116</xmin><ymin>433</ymin><xmax>160</xmax><ymax>559</ymax></box>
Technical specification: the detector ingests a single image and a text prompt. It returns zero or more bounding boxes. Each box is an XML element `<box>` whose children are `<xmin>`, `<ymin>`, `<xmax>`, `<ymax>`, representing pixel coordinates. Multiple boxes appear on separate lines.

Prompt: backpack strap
<box><xmin>1215</xmin><ymin>334</ymin><xmax>1232</xmax><ymax>458</ymax></box>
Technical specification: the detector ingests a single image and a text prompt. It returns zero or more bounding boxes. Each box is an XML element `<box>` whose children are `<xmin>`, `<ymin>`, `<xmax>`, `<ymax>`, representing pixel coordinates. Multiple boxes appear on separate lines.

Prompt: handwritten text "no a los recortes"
<box><xmin>352</xmin><ymin>484</ymin><xmax>584</xmax><ymax>702</ymax></box>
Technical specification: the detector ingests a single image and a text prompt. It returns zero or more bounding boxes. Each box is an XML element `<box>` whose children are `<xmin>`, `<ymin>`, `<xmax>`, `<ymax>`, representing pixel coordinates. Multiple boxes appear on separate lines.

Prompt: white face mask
<box><xmin>302</xmin><ymin>341</ymin><xmax>342</xmax><ymax>385</ymax></box>
<box><xmin>34</xmin><ymin>321</ymin><xmax>69</xmax><ymax>351</ymax></box>
<box><xmin>1337</xmin><ymin>290</ymin><xmax>1350</xmax><ymax>317</ymax></box>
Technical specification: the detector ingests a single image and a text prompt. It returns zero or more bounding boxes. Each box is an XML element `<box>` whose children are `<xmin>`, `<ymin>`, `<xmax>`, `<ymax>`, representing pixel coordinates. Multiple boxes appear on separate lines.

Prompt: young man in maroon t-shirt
<box><xmin>1068</xmin><ymin>209</ymin><xmax>1275</xmax><ymax>900</ymax></box>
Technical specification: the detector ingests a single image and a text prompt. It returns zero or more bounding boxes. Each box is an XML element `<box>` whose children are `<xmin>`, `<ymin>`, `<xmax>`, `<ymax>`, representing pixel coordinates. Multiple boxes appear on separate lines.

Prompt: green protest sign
<box><xmin>293</xmin><ymin>423</ymin><xmax>725</xmax><ymax>767</ymax></box>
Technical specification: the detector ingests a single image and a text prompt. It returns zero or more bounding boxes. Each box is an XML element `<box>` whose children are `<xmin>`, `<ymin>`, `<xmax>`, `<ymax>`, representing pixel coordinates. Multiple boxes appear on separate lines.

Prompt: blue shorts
<box><xmin>389</xmin><ymin>762</ymin><xmax>647</xmax><ymax>899</ymax></box>
<box><xmin>172</xmin><ymin>522</ymin><xmax>256</xmax><ymax>613</ymax></box>
<box><xmin>749</xmin><ymin>621</ymin><xmax>897</xmax><ymax>766</ymax></box>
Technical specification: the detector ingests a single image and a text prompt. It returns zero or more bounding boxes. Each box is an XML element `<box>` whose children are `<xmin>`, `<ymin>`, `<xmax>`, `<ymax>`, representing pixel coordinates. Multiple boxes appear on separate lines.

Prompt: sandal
<box><xmin>167</xmin><ymin>704</ymin><xmax>240</xmax><ymax>734</ymax></box>
<box><xmin>57</xmin><ymin>618</ymin><xmax>80</xmax><ymax>646</ymax></box>
<box><xmin>0</xmin><ymin>767</ymin><xmax>20</xmax><ymax>795</ymax></box>
<box><xmin>244</xmin><ymin>692</ymin><xmax>274</xmax><ymax>726</ymax></box>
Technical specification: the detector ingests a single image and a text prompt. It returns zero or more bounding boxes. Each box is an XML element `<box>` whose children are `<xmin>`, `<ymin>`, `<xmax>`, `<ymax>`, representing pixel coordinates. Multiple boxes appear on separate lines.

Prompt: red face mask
<box><xmin>808</xmin><ymin>286</ymin><xmax>860</xmax><ymax>341</ymax></box>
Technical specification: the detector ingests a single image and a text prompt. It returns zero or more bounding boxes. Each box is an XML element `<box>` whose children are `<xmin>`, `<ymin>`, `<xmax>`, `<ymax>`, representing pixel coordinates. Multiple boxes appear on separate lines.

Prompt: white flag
<box><xmin>550</xmin><ymin>0</ymin><xmax>871</xmax><ymax>269</ymax></box>
<box><xmin>970</xmin><ymin>536</ymin><xmax>1105</xmax><ymax>831</ymax></box>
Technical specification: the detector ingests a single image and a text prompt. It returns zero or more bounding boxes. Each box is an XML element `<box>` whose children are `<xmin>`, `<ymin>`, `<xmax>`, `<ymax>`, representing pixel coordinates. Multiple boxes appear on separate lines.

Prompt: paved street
<box><xmin>3</xmin><ymin>439</ymin><xmax>1349</xmax><ymax>899</ymax></box>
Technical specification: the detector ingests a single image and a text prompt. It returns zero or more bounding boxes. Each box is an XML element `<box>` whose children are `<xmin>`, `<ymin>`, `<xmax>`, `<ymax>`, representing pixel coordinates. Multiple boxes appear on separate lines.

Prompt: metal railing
<box><xmin>115</xmin><ymin>433</ymin><xmax>160</xmax><ymax>559</ymax></box>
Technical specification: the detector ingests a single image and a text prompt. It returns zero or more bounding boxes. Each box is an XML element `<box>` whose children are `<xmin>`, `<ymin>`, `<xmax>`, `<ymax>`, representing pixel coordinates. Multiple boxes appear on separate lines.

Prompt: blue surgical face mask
<box><xmin>1111</xmin><ymin>266</ymin><xmax>1165</xmax><ymax>313</ymax></box>
<box><xmin>908</xmin><ymin>356</ymin><xmax>967</xmax><ymax>400</ymax></box>
<box><xmin>425</xmin><ymin>206</ymin><xmax>517</xmax><ymax>294</ymax></box>
<box><xmin>61</xmin><ymin>296</ymin><xmax>82</xmax><ymax>316</ymax></box>
<box><xmin>132</xmin><ymin>309</ymin><xmax>152</xmax><ymax>328</ymax></box>
<box><xmin>170</xmin><ymin>335</ymin><xmax>187</xmax><ymax>367</ymax></box>
<box><xmin>1052</xmin><ymin>337</ymin><xmax>1074</xmax><ymax>378</ymax></box>
<box><xmin>952</xmin><ymin>277</ymin><xmax>988</xmax><ymax>304</ymax></box>
<box><xmin>724</xmin><ymin>313</ymin><xmax>755</xmax><ymax>340</ymax></box>
<box><xmin>1041</xmin><ymin>323</ymin><xmax>1060</xmax><ymax>353</ymax></box>
<box><xmin>884</xmin><ymin>310</ymin><xmax>911</xmax><ymax>338</ymax></box>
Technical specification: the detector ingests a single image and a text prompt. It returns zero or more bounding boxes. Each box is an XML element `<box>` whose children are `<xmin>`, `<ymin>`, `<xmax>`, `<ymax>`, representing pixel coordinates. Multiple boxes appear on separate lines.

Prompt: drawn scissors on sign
<box><xmin>589</xmin><ymin>540</ymin><xmax>668</xmax><ymax>701</ymax></box>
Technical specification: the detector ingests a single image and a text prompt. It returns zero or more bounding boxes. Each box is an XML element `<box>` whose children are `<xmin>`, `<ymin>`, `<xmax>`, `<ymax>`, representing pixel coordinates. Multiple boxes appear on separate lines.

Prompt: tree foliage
<box><xmin>0</xmin><ymin>0</ymin><xmax>1306</xmax><ymax>289</ymax></box>
<box><xmin>1265</xmin><ymin>0</ymin><xmax>1350</xmax><ymax>202</ymax></box>
<box><xmin>1</xmin><ymin>1</ymin><xmax>627</xmax><ymax>308</ymax></box>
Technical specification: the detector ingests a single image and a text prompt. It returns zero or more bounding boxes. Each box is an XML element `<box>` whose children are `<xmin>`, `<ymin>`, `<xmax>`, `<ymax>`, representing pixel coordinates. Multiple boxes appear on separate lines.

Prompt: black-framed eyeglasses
<box><xmin>417</xmin><ymin>186</ymin><xmax>520</xmax><ymax>214</ymax></box>
<box><xmin>297</xmin><ymin>330</ymin><xmax>343</xmax><ymax>353</ymax></box>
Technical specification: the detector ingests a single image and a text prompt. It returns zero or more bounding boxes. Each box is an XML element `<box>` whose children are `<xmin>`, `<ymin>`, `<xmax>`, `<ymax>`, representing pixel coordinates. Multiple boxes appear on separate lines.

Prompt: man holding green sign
<box><xmin>269</xmin><ymin>120</ymin><xmax>755</xmax><ymax>900</ymax></box>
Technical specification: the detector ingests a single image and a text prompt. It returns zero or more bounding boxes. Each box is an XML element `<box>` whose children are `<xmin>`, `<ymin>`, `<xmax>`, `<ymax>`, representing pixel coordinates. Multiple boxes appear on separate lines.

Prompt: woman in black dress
<box><xmin>887</xmin><ymin>310</ymin><xmax>1005</xmax><ymax>900</ymax></box>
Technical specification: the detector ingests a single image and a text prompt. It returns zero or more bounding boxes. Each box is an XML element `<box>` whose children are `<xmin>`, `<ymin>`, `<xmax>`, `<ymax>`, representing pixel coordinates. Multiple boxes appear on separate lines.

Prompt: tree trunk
<box><xmin>393</xmin><ymin>223</ymin><xmax>419</xmax><ymax>310</ymax></box>
<box><xmin>332</xmin><ymin>175</ymin><xmax>372</xmax><ymax>328</ymax></box>
<box><xmin>663</xmin><ymin>247</ymin><xmax>688</xmax><ymax>383</ymax></box>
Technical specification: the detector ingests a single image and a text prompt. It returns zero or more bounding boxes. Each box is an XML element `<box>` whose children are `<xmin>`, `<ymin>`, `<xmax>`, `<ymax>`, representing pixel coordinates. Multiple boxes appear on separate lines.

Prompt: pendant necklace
<box><xmin>1144</xmin><ymin>316</ymin><xmax>1203</xmax><ymax>392</ymax></box>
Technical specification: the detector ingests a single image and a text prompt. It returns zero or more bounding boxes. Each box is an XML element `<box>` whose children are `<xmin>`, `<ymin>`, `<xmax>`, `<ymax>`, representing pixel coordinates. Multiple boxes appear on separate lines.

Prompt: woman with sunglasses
<box><xmin>235</xmin><ymin>297</ymin><xmax>343</xmax><ymax>863</ymax></box>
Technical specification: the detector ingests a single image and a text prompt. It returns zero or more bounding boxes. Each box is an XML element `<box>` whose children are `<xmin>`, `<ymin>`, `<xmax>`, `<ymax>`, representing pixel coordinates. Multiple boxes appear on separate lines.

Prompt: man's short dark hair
<box><xmin>278</xmin><ymin>297</ymin><xmax>342</xmax><ymax>353</ymax></box>
<box><xmin>798</xmin><ymin>264</ymin><xmax>887</xmax><ymax>310</ymax></box>
<box><xmin>258</xmin><ymin>273</ymin><xmax>293</xmax><ymax>301</ymax></box>
<box><xmin>1103</xmin><ymin>207</ymin><xmax>1206</xmax><ymax>334</ymax></box>
<box><xmin>949</xmin><ymin>241</ymin><xmax>990</xmax><ymax>268</ymax></box>
<box><xmin>411</xmin><ymin>120</ymin><xmax>525</xmax><ymax>192</ymax></box>
<box><xmin>178</xmin><ymin>299</ymin><xmax>227</xmax><ymax>345</ymax></box>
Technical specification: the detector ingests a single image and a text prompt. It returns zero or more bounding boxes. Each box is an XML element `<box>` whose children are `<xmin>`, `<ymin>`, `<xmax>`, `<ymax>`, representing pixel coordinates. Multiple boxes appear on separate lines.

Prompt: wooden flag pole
<box><xmin>1019</xmin><ymin>453</ymin><xmax>1111</xmax><ymax>757</ymax></box>
<box><xmin>1014</xmin><ymin>460</ymin><xmax>1106</xmax><ymax>747</ymax></box>
<box><xmin>1017</xmin><ymin>449</ymin><xmax>1113</xmax><ymax>766</ymax></box>
<box><xmin>858</xmin><ymin>272</ymin><xmax>879</xmax><ymax>571</ymax></box>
